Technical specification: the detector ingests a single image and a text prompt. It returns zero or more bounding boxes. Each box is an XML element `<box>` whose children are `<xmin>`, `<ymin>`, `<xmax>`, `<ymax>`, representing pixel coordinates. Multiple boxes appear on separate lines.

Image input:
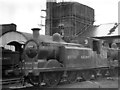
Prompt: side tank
<box><xmin>37</xmin><ymin>44</ymin><xmax>60</xmax><ymax>60</ymax></box>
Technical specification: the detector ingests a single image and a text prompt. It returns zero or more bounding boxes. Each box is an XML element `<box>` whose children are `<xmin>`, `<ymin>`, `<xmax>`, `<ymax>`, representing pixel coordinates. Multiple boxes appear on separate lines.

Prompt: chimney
<box><xmin>31</xmin><ymin>28</ymin><xmax>41</xmax><ymax>39</ymax></box>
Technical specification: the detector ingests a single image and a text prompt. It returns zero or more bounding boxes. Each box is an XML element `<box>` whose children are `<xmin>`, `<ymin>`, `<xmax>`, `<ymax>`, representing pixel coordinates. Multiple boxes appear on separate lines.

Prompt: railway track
<box><xmin>1</xmin><ymin>78</ymin><xmax>21</xmax><ymax>85</ymax></box>
<box><xmin>1</xmin><ymin>76</ymin><xmax>119</xmax><ymax>90</ymax></box>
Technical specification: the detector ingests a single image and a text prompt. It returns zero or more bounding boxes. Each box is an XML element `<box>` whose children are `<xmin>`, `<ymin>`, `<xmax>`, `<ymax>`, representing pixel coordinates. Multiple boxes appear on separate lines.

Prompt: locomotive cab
<box><xmin>83</xmin><ymin>37</ymin><xmax>108</xmax><ymax>57</ymax></box>
<box><xmin>1</xmin><ymin>40</ymin><xmax>24</xmax><ymax>76</ymax></box>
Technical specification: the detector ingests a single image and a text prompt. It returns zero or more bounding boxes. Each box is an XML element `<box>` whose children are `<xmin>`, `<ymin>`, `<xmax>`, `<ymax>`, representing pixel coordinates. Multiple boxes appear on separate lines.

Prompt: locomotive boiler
<box><xmin>22</xmin><ymin>28</ymin><xmax>118</xmax><ymax>87</ymax></box>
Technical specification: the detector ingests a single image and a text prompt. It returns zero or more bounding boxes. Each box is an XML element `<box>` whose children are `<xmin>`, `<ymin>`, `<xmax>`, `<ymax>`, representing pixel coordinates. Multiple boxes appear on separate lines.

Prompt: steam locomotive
<box><xmin>21</xmin><ymin>28</ymin><xmax>119</xmax><ymax>87</ymax></box>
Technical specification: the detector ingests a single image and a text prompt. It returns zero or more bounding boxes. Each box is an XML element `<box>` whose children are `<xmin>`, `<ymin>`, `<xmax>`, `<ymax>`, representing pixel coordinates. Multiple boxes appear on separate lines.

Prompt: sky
<box><xmin>0</xmin><ymin>0</ymin><xmax>119</xmax><ymax>35</ymax></box>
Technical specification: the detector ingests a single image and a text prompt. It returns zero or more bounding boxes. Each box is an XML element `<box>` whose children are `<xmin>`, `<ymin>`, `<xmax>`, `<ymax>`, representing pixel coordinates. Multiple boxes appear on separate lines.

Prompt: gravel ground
<box><xmin>57</xmin><ymin>77</ymin><xmax>119</xmax><ymax>88</ymax></box>
<box><xmin>2</xmin><ymin>76</ymin><xmax>119</xmax><ymax>90</ymax></box>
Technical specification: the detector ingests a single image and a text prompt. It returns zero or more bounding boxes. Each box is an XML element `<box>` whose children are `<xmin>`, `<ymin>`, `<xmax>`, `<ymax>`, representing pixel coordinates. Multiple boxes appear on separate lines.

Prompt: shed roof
<box><xmin>0</xmin><ymin>31</ymin><xmax>65</xmax><ymax>46</ymax></box>
<box><xmin>0</xmin><ymin>31</ymin><xmax>27</xmax><ymax>46</ymax></box>
<box><xmin>78</xmin><ymin>23</ymin><xmax>119</xmax><ymax>38</ymax></box>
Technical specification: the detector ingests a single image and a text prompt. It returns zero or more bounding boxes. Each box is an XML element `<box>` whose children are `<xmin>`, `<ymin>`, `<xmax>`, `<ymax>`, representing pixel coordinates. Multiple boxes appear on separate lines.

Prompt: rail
<box><xmin>1</xmin><ymin>78</ymin><xmax>21</xmax><ymax>85</ymax></box>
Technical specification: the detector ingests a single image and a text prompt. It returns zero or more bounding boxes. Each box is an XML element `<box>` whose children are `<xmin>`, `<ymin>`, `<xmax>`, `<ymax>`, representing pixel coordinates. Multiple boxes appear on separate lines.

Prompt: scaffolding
<box><xmin>45</xmin><ymin>1</ymin><xmax>94</xmax><ymax>42</ymax></box>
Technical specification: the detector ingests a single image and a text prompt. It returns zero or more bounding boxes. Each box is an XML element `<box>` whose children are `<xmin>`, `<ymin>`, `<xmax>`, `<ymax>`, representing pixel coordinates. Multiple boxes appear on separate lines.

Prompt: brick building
<box><xmin>0</xmin><ymin>23</ymin><xmax>16</xmax><ymax>36</ymax></box>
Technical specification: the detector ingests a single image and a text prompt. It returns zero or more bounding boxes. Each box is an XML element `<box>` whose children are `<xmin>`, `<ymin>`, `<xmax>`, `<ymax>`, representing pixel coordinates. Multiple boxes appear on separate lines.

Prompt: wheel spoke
<box><xmin>67</xmin><ymin>71</ymin><xmax>77</xmax><ymax>83</ymax></box>
<box><xmin>82</xmin><ymin>70</ymin><xmax>92</xmax><ymax>81</ymax></box>
<box><xmin>108</xmin><ymin>68</ymin><xmax>116</xmax><ymax>77</ymax></box>
<box><xmin>43</xmin><ymin>72</ymin><xmax>62</xmax><ymax>87</ymax></box>
<box><xmin>29</xmin><ymin>74</ymin><xmax>42</xmax><ymax>87</ymax></box>
<box><xmin>100</xmin><ymin>69</ymin><xmax>108</xmax><ymax>77</ymax></box>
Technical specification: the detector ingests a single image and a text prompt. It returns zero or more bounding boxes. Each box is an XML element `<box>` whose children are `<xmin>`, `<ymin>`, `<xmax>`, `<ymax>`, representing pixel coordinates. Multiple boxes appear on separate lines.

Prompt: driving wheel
<box><xmin>67</xmin><ymin>71</ymin><xmax>77</xmax><ymax>83</ymax></box>
<box><xmin>29</xmin><ymin>73</ymin><xmax>42</xmax><ymax>87</ymax></box>
<box><xmin>82</xmin><ymin>70</ymin><xmax>92</xmax><ymax>81</ymax></box>
<box><xmin>43</xmin><ymin>72</ymin><xmax>62</xmax><ymax>87</ymax></box>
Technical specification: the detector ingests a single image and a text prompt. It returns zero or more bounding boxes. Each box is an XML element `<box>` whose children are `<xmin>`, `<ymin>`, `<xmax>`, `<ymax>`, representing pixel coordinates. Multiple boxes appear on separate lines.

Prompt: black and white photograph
<box><xmin>0</xmin><ymin>0</ymin><xmax>119</xmax><ymax>89</ymax></box>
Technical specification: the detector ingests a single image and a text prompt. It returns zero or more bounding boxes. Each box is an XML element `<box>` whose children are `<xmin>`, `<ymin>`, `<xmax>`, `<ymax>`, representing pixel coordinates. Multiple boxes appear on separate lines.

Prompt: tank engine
<box><xmin>22</xmin><ymin>28</ymin><xmax>118</xmax><ymax>87</ymax></box>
